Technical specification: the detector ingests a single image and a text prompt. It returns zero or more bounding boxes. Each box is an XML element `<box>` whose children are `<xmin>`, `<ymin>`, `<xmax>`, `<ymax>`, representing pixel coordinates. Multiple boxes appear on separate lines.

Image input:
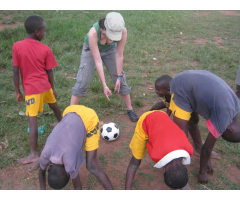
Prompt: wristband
<box><xmin>113</xmin><ymin>74</ymin><xmax>123</xmax><ymax>78</ymax></box>
<box><xmin>117</xmin><ymin>77</ymin><xmax>122</xmax><ymax>80</ymax></box>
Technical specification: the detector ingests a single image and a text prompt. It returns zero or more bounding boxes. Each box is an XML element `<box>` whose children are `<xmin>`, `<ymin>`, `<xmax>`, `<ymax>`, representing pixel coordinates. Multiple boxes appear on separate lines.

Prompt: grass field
<box><xmin>0</xmin><ymin>10</ymin><xmax>240</xmax><ymax>190</ymax></box>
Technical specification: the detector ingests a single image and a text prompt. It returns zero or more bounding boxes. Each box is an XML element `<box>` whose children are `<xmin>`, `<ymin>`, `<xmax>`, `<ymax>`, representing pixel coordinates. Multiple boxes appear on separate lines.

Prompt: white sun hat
<box><xmin>104</xmin><ymin>12</ymin><xmax>125</xmax><ymax>41</ymax></box>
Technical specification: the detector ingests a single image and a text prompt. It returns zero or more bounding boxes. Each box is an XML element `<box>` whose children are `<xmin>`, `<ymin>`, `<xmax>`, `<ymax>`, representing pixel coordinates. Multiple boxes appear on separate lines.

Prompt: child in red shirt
<box><xmin>12</xmin><ymin>15</ymin><xmax>62</xmax><ymax>169</ymax></box>
<box><xmin>125</xmin><ymin>110</ymin><xmax>193</xmax><ymax>190</ymax></box>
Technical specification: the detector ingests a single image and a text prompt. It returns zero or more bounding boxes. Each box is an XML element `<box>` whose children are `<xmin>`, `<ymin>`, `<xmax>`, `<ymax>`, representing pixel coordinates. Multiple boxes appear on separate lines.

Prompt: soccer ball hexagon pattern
<box><xmin>101</xmin><ymin>122</ymin><xmax>120</xmax><ymax>141</ymax></box>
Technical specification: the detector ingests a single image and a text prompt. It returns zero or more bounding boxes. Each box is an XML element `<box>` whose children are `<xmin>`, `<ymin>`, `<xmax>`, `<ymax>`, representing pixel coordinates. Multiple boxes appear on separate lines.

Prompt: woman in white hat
<box><xmin>71</xmin><ymin>12</ymin><xmax>138</xmax><ymax>122</ymax></box>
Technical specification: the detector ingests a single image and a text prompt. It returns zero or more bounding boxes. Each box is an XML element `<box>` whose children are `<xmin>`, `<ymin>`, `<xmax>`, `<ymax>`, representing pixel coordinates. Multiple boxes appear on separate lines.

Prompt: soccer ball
<box><xmin>101</xmin><ymin>122</ymin><xmax>120</xmax><ymax>141</ymax></box>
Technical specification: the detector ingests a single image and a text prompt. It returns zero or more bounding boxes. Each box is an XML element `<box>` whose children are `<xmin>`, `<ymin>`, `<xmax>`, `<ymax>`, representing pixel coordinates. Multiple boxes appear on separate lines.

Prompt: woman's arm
<box><xmin>114</xmin><ymin>28</ymin><xmax>127</xmax><ymax>93</ymax></box>
<box><xmin>88</xmin><ymin>27</ymin><xmax>112</xmax><ymax>100</ymax></box>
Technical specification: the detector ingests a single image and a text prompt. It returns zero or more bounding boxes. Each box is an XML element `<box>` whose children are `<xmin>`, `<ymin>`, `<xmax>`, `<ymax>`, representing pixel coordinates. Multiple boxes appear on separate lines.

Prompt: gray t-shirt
<box><xmin>40</xmin><ymin>113</ymin><xmax>86</xmax><ymax>179</ymax></box>
<box><xmin>170</xmin><ymin>70</ymin><xmax>240</xmax><ymax>135</ymax></box>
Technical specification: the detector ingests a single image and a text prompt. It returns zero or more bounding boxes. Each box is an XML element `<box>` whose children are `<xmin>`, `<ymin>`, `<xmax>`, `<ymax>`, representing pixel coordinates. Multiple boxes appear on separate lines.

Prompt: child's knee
<box><xmin>86</xmin><ymin>162</ymin><xmax>99</xmax><ymax>174</ymax></box>
<box><xmin>48</xmin><ymin>102</ymin><xmax>58</xmax><ymax>110</ymax></box>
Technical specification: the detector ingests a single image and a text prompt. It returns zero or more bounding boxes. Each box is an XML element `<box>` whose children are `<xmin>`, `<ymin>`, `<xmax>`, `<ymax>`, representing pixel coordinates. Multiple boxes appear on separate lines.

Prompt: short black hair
<box><xmin>48</xmin><ymin>164</ymin><xmax>70</xmax><ymax>190</ymax></box>
<box><xmin>155</xmin><ymin>75</ymin><xmax>172</xmax><ymax>89</ymax></box>
<box><xmin>24</xmin><ymin>15</ymin><xmax>45</xmax><ymax>34</ymax></box>
<box><xmin>99</xmin><ymin>18</ymin><xmax>106</xmax><ymax>30</ymax></box>
<box><xmin>164</xmin><ymin>162</ymin><xmax>188</xmax><ymax>189</ymax></box>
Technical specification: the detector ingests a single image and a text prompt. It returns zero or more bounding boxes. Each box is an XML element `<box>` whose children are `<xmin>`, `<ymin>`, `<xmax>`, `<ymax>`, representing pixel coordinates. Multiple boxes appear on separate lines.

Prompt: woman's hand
<box><xmin>104</xmin><ymin>85</ymin><xmax>112</xmax><ymax>101</ymax></box>
<box><xmin>114</xmin><ymin>79</ymin><xmax>121</xmax><ymax>94</ymax></box>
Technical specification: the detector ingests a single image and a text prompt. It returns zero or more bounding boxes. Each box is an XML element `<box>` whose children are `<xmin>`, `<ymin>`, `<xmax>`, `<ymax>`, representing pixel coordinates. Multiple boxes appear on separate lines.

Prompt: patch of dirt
<box><xmin>0</xmin><ymin>164</ymin><xmax>39</xmax><ymax>190</ymax></box>
<box><xmin>174</xmin><ymin>35</ymin><xmax>188</xmax><ymax>44</ymax></box>
<box><xmin>4</xmin><ymin>15</ymin><xmax>14</xmax><ymax>19</ymax></box>
<box><xmin>193</xmin><ymin>37</ymin><xmax>229</xmax><ymax>50</ymax></box>
<box><xmin>190</xmin><ymin>61</ymin><xmax>198</xmax><ymax>67</ymax></box>
<box><xmin>169</xmin><ymin>70</ymin><xmax>177</xmax><ymax>77</ymax></box>
<box><xmin>166</xmin><ymin>61</ymin><xmax>179</xmax><ymax>67</ymax></box>
<box><xmin>194</xmin><ymin>12</ymin><xmax>210</xmax><ymax>16</ymax></box>
<box><xmin>0</xmin><ymin>21</ymin><xmax>23</xmax><ymax>31</ymax></box>
<box><xmin>140</xmin><ymin>83</ymin><xmax>154</xmax><ymax>91</ymax></box>
<box><xmin>193</xmin><ymin>38</ymin><xmax>208</xmax><ymax>45</ymax></box>
<box><xmin>226</xmin><ymin>165</ymin><xmax>240</xmax><ymax>186</ymax></box>
<box><xmin>213</xmin><ymin>37</ymin><xmax>229</xmax><ymax>50</ymax></box>
<box><xmin>218</xmin><ymin>11</ymin><xmax>240</xmax><ymax>16</ymax></box>
<box><xmin>0</xmin><ymin>14</ymin><xmax>23</xmax><ymax>31</ymax></box>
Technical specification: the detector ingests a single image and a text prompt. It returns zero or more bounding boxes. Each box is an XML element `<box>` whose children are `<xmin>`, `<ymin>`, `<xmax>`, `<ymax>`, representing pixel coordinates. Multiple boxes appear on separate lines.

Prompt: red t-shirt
<box><xmin>129</xmin><ymin>111</ymin><xmax>193</xmax><ymax>162</ymax></box>
<box><xmin>12</xmin><ymin>38</ymin><xmax>58</xmax><ymax>95</ymax></box>
<box><xmin>143</xmin><ymin>111</ymin><xmax>193</xmax><ymax>162</ymax></box>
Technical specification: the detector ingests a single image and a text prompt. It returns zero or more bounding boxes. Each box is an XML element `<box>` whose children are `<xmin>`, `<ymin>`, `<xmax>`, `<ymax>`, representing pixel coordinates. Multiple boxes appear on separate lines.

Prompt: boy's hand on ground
<box><xmin>198</xmin><ymin>161</ymin><xmax>213</xmax><ymax>183</ymax></box>
<box><xmin>206</xmin><ymin>160</ymin><xmax>214</xmax><ymax>175</ymax></box>
<box><xmin>104</xmin><ymin>86</ymin><xmax>112</xmax><ymax>101</ymax></box>
<box><xmin>198</xmin><ymin>171</ymin><xmax>208</xmax><ymax>183</ymax></box>
<box><xmin>16</xmin><ymin>92</ymin><xmax>24</xmax><ymax>103</ymax></box>
<box><xmin>114</xmin><ymin>79</ymin><xmax>121</xmax><ymax>94</ymax></box>
<box><xmin>53</xmin><ymin>89</ymin><xmax>57</xmax><ymax>99</ymax></box>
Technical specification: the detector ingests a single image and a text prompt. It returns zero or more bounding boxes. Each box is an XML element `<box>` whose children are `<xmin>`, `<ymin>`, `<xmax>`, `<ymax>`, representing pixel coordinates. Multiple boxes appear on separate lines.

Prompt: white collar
<box><xmin>153</xmin><ymin>150</ymin><xmax>191</xmax><ymax>169</ymax></box>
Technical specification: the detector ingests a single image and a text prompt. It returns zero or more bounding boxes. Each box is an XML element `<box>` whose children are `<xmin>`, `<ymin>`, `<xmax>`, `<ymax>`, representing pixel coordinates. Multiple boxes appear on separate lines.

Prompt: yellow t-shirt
<box><xmin>129</xmin><ymin>110</ymin><xmax>166</xmax><ymax>160</ymax></box>
<box><xmin>63</xmin><ymin>105</ymin><xmax>100</xmax><ymax>151</ymax></box>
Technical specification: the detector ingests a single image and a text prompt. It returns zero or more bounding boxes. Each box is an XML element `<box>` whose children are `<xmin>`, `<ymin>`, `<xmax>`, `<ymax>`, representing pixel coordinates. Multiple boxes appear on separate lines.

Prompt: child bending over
<box><xmin>125</xmin><ymin>110</ymin><xmax>193</xmax><ymax>190</ymax></box>
<box><xmin>38</xmin><ymin>105</ymin><xmax>113</xmax><ymax>190</ymax></box>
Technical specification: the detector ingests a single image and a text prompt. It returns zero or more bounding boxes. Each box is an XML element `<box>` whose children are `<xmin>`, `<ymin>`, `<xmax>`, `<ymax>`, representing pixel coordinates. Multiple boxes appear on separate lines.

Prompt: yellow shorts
<box><xmin>169</xmin><ymin>94</ymin><xmax>191</xmax><ymax>121</ymax></box>
<box><xmin>25</xmin><ymin>89</ymin><xmax>56</xmax><ymax>117</ymax></box>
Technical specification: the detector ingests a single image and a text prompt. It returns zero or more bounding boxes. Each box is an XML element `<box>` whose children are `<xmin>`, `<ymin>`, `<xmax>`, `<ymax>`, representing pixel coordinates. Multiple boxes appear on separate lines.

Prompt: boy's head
<box><xmin>163</xmin><ymin>158</ymin><xmax>188</xmax><ymax>189</ymax></box>
<box><xmin>47</xmin><ymin>164</ymin><xmax>70</xmax><ymax>190</ymax></box>
<box><xmin>155</xmin><ymin>75</ymin><xmax>172</xmax><ymax>98</ymax></box>
<box><xmin>222</xmin><ymin>114</ymin><xmax>240</xmax><ymax>143</ymax></box>
<box><xmin>24</xmin><ymin>15</ymin><xmax>46</xmax><ymax>41</ymax></box>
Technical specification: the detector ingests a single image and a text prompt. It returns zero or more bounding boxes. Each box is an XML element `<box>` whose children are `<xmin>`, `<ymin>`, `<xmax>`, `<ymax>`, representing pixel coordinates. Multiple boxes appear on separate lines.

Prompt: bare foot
<box><xmin>50</xmin><ymin>122</ymin><xmax>58</xmax><ymax>127</ymax></box>
<box><xmin>17</xmin><ymin>154</ymin><xmax>40</xmax><ymax>164</ymax></box>
<box><xmin>29</xmin><ymin>160</ymin><xmax>40</xmax><ymax>171</ymax></box>
<box><xmin>194</xmin><ymin>151</ymin><xmax>221</xmax><ymax>160</ymax></box>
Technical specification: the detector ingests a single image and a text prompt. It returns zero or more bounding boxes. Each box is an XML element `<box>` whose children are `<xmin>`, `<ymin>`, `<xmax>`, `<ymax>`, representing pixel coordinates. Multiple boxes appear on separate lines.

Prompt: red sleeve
<box><xmin>12</xmin><ymin>44</ymin><xmax>19</xmax><ymax>66</ymax></box>
<box><xmin>45</xmin><ymin>48</ymin><xmax>58</xmax><ymax>70</ymax></box>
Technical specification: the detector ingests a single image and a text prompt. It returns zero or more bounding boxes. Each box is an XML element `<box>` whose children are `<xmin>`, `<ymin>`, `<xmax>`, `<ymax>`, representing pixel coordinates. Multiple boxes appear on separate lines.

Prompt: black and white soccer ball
<box><xmin>101</xmin><ymin>122</ymin><xmax>120</xmax><ymax>141</ymax></box>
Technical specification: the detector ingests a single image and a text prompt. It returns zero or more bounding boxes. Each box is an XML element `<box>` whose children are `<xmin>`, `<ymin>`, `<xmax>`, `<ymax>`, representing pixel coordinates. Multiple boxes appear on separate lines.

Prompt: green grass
<box><xmin>138</xmin><ymin>171</ymin><xmax>156</xmax><ymax>184</ymax></box>
<box><xmin>110</xmin><ymin>151</ymin><xmax>124</xmax><ymax>165</ymax></box>
<box><xmin>132</xmin><ymin>179</ymin><xmax>141</xmax><ymax>190</ymax></box>
<box><xmin>86</xmin><ymin>173</ymin><xmax>100</xmax><ymax>190</ymax></box>
<box><xmin>1</xmin><ymin>18</ymin><xmax>16</xmax><ymax>24</ymax></box>
<box><xmin>133</xmin><ymin>99</ymin><xmax>145</xmax><ymax>107</ymax></box>
<box><xmin>0</xmin><ymin>10</ymin><xmax>240</xmax><ymax>190</ymax></box>
<box><xmin>98</xmin><ymin>154</ymin><xmax>108</xmax><ymax>168</ymax></box>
